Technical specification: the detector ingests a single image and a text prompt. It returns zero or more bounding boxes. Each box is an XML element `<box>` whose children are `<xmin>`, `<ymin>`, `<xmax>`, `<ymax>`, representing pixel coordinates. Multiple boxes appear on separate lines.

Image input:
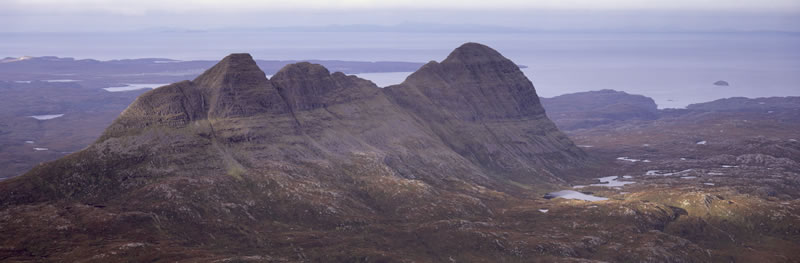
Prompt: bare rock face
<box><xmin>0</xmin><ymin>43</ymin><xmax>588</xmax><ymax>261</ymax></box>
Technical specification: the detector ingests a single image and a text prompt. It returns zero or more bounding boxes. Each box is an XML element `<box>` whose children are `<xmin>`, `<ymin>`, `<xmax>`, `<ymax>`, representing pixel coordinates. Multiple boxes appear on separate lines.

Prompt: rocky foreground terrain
<box><xmin>1</xmin><ymin>43</ymin><xmax>799</xmax><ymax>262</ymax></box>
<box><xmin>544</xmin><ymin>91</ymin><xmax>800</xmax><ymax>262</ymax></box>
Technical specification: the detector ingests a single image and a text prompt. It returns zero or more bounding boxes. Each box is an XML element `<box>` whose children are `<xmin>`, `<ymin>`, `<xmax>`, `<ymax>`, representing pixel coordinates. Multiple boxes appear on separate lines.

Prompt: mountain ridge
<box><xmin>0</xmin><ymin>42</ymin><xmax>587</xmax><ymax>261</ymax></box>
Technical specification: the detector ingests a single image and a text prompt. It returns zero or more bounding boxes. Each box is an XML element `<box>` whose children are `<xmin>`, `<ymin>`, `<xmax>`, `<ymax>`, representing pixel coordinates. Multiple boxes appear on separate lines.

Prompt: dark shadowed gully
<box><xmin>1</xmin><ymin>43</ymin><xmax>799</xmax><ymax>262</ymax></box>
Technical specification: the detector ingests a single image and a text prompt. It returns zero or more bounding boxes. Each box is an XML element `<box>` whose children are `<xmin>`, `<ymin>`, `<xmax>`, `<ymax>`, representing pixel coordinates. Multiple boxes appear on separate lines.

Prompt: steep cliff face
<box><xmin>0</xmin><ymin>43</ymin><xmax>587</xmax><ymax>261</ymax></box>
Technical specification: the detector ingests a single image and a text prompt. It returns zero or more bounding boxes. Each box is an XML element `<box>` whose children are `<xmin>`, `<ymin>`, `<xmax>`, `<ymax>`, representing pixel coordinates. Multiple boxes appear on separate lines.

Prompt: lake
<box><xmin>104</xmin><ymin>83</ymin><xmax>169</xmax><ymax>92</ymax></box>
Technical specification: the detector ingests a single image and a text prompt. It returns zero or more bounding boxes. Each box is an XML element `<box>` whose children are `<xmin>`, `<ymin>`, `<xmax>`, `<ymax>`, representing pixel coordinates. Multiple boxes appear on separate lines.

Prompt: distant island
<box><xmin>713</xmin><ymin>80</ymin><xmax>730</xmax><ymax>86</ymax></box>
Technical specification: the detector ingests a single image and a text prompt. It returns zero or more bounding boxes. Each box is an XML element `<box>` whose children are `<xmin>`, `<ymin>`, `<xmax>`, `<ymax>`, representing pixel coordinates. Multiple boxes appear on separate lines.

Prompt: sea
<box><xmin>2</xmin><ymin>30</ymin><xmax>799</xmax><ymax>108</ymax></box>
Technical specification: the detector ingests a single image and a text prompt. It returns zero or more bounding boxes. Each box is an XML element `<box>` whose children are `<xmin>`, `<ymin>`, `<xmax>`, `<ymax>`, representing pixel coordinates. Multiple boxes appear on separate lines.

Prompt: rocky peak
<box><xmin>389</xmin><ymin>42</ymin><xmax>544</xmax><ymax>121</ymax></box>
<box><xmin>272</xmin><ymin>62</ymin><xmax>332</xmax><ymax>81</ymax></box>
<box><xmin>384</xmin><ymin>42</ymin><xmax>584</xmax><ymax>179</ymax></box>
<box><xmin>193</xmin><ymin>53</ymin><xmax>265</xmax><ymax>88</ymax></box>
<box><xmin>441</xmin><ymin>42</ymin><xmax>510</xmax><ymax>66</ymax></box>
<box><xmin>193</xmin><ymin>53</ymin><xmax>287</xmax><ymax>118</ymax></box>
<box><xmin>271</xmin><ymin>62</ymin><xmax>348</xmax><ymax>111</ymax></box>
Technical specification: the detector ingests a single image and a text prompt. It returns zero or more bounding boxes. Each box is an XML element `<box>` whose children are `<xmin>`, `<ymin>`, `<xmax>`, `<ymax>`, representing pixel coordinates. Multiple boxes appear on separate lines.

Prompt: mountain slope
<box><xmin>0</xmin><ymin>43</ymin><xmax>586</xmax><ymax>261</ymax></box>
<box><xmin>385</xmin><ymin>43</ymin><xmax>584</xmax><ymax>183</ymax></box>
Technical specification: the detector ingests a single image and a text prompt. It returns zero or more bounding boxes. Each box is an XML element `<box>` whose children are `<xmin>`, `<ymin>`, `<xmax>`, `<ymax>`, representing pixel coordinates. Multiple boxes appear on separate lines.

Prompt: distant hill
<box><xmin>687</xmin><ymin>96</ymin><xmax>800</xmax><ymax>112</ymax></box>
<box><xmin>541</xmin><ymin>89</ymin><xmax>660</xmax><ymax>130</ymax></box>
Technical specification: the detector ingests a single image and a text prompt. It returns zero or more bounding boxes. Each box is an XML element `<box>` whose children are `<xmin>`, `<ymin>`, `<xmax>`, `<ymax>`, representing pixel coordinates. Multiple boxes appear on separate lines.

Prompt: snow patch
<box><xmin>696</xmin><ymin>141</ymin><xmax>707</xmax><ymax>145</ymax></box>
<box><xmin>34</xmin><ymin>148</ymin><xmax>48</xmax><ymax>151</ymax></box>
<box><xmin>538</xmin><ymin>209</ymin><xmax>549</xmax><ymax>213</ymax></box>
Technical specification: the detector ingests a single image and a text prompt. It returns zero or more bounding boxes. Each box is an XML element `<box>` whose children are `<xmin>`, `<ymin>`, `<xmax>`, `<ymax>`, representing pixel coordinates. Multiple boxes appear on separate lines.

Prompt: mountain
<box><xmin>0</xmin><ymin>43</ymin><xmax>585</xmax><ymax>261</ymax></box>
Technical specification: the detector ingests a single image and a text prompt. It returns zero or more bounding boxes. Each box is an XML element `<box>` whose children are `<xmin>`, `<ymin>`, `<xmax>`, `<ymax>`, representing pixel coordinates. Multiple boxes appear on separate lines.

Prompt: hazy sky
<box><xmin>4</xmin><ymin>0</ymin><xmax>800</xmax><ymax>13</ymax></box>
<box><xmin>1</xmin><ymin>0</ymin><xmax>799</xmax><ymax>32</ymax></box>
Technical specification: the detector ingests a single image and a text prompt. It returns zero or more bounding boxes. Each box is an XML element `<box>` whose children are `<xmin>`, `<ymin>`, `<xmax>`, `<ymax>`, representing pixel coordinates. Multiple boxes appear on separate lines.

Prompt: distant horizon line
<box><xmin>2</xmin><ymin>23</ymin><xmax>800</xmax><ymax>34</ymax></box>
<box><xmin>0</xmin><ymin>55</ymin><xmax>431</xmax><ymax>64</ymax></box>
